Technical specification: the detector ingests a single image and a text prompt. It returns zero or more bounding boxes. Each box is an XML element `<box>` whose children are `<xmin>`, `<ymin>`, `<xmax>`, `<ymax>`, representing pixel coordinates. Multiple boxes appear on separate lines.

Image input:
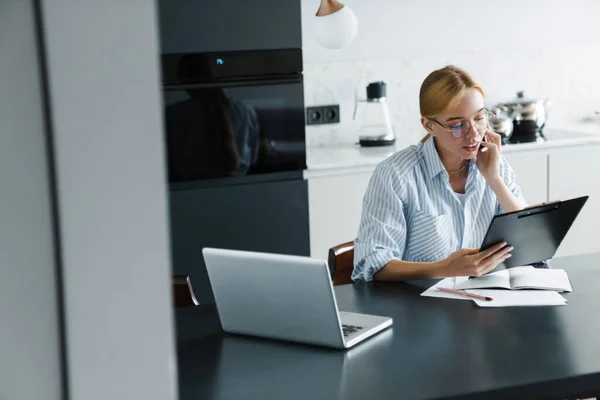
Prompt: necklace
<box><xmin>446</xmin><ymin>160</ymin><xmax>469</xmax><ymax>175</ymax></box>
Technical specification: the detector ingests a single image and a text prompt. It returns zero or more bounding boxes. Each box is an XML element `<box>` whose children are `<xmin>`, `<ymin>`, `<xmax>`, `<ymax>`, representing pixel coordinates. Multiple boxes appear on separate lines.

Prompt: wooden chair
<box><xmin>328</xmin><ymin>241</ymin><xmax>355</xmax><ymax>285</ymax></box>
<box><xmin>172</xmin><ymin>275</ymin><xmax>200</xmax><ymax>307</ymax></box>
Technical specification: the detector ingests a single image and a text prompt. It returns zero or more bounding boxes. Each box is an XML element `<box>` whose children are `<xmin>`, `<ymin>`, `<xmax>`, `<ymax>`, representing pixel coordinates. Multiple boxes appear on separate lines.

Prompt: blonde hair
<box><xmin>419</xmin><ymin>65</ymin><xmax>484</xmax><ymax>142</ymax></box>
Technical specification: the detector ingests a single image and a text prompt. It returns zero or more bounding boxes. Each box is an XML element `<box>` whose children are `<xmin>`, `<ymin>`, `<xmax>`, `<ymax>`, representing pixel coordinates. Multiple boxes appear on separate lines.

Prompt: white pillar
<box><xmin>0</xmin><ymin>1</ymin><xmax>64</xmax><ymax>399</ymax></box>
<box><xmin>37</xmin><ymin>1</ymin><xmax>178</xmax><ymax>399</ymax></box>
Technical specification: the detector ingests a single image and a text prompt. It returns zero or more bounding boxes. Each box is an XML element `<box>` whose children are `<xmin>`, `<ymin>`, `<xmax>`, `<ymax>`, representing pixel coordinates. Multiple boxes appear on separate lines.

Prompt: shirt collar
<box><xmin>420</xmin><ymin>135</ymin><xmax>478</xmax><ymax>181</ymax></box>
<box><xmin>420</xmin><ymin>135</ymin><xmax>446</xmax><ymax>180</ymax></box>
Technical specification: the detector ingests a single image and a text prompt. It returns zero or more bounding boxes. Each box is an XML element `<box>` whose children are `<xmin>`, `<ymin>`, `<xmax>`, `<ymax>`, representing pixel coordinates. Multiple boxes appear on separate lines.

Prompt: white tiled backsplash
<box><xmin>301</xmin><ymin>0</ymin><xmax>600</xmax><ymax>147</ymax></box>
<box><xmin>304</xmin><ymin>43</ymin><xmax>600</xmax><ymax>147</ymax></box>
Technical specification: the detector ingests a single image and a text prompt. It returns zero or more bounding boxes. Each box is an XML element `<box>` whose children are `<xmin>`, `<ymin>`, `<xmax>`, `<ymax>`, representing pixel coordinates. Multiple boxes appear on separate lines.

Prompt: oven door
<box><xmin>158</xmin><ymin>0</ymin><xmax>302</xmax><ymax>54</ymax></box>
<box><xmin>163</xmin><ymin>78</ymin><xmax>306</xmax><ymax>186</ymax></box>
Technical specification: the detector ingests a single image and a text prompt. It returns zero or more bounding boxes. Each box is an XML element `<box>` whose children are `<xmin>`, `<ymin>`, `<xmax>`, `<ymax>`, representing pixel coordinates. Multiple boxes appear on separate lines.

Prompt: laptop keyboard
<box><xmin>342</xmin><ymin>324</ymin><xmax>364</xmax><ymax>337</ymax></box>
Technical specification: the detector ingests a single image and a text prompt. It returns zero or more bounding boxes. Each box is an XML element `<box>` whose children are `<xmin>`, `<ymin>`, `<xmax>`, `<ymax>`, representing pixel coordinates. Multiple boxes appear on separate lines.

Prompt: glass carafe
<box><xmin>353</xmin><ymin>81</ymin><xmax>395</xmax><ymax>146</ymax></box>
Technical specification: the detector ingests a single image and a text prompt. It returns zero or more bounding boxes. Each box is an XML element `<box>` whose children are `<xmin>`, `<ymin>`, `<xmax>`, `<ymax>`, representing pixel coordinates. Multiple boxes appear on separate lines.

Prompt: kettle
<box><xmin>353</xmin><ymin>81</ymin><xmax>396</xmax><ymax>147</ymax></box>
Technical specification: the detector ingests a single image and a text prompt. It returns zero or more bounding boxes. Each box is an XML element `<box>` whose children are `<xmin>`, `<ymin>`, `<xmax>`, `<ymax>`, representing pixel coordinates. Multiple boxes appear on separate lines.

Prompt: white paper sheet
<box><xmin>509</xmin><ymin>267</ymin><xmax>573</xmax><ymax>292</ymax></box>
<box><xmin>454</xmin><ymin>266</ymin><xmax>572</xmax><ymax>292</ymax></box>
<box><xmin>466</xmin><ymin>289</ymin><xmax>567</xmax><ymax>307</ymax></box>
<box><xmin>420</xmin><ymin>278</ymin><xmax>471</xmax><ymax>301</ymax></box>
<box><xmin>454</xmin><ymin>269</ymin><xmax>511</xmax><ymax>290</ymax></box>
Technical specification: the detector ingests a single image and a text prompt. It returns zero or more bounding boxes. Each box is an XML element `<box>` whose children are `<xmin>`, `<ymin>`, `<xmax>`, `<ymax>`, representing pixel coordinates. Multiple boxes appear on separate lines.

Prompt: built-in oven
<box><xmin>158</xmin><ymin>0</ymin><xmax>309</xmax><ymax>305</ymax></box>
<box><xmin>162</xmin><ymin>49</ymin><xmax>306</xmax><ymax>186</ymax></box>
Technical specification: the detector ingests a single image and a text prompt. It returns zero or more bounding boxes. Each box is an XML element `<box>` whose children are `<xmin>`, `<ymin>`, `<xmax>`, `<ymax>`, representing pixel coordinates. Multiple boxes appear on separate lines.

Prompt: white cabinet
<box><xmin>548</xmin><ymin>145</ymin><xmax>600</xmax><ymax>257</ymax></box>
<box><xmin>307</xmin><ymin>143</ymin><xmax>600</xmax><ymax>261</ymax></box>
<box><xmin>308</xmin><ymin>171</ymin><xmax>372</xmax><ymax>259</ymax></box>
<box><xmin>503</xmin><ymin>151</ymin><xmax>548</xmax><ymax>205</ymax></box>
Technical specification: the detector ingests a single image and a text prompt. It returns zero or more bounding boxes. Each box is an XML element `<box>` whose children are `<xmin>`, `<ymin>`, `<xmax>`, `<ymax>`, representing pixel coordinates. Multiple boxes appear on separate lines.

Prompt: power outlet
<box><xmin>306</xmin><ymin>105</ymin><xmax>340</xmax><ymax>125</ymax></box>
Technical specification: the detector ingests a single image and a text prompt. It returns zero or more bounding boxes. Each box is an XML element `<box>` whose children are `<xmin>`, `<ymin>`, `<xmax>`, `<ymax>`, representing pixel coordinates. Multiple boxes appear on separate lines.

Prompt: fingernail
<box><xmin>507</xmin><ymin>246</ymin><xmax>514</xmax><ymax>251</ymax></box>
<box><xmin>505</xmin><ymin>254</ymin><xmax>512</xmax><ymax>258</ymax></box>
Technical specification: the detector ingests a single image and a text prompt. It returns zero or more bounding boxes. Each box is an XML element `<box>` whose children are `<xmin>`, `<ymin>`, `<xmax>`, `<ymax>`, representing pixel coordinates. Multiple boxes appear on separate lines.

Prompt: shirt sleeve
<box><xmin>352</xmin><ymin>162</ymin><xmax>407</xmax><ymax>282</ymax></box>
<box><xmin>496</xmin><ymin>155</ymin><xmax>527</xmax><ymax>215</ymax></box>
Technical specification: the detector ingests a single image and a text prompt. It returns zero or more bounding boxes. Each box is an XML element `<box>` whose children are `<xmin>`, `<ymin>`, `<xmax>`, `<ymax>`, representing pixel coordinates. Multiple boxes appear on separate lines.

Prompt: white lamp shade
<box><xmin>314</xmin><ymin>5</ymin><xmax>358</xmax><ymax>49</ymax></box>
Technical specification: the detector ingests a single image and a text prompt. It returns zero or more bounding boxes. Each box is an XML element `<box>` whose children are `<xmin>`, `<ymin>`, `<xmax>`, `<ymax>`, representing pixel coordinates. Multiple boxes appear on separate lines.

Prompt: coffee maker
<box><xmin>353</xmin><ymin>81</ymin><xmax>396</xmax><ymax>147</ymax></box>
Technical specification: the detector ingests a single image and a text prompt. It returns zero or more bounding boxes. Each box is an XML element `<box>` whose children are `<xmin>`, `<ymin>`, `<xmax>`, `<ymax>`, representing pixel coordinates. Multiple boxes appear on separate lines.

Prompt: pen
<box><xmin>436</xmin><ymin>287</ymin><xmax>494</xmax><ymax>301</ymax></box>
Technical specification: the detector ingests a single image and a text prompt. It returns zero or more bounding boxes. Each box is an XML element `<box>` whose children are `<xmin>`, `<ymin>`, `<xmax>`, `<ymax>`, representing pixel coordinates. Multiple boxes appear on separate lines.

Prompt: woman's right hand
<box><xmin>437</xmin><ymin>242</ymin><xmax>513</xmax><ymax>278</ymax></box>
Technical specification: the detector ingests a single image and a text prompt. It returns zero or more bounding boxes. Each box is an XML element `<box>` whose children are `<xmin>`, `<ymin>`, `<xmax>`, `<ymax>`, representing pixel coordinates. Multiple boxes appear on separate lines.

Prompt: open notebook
<box><xmin>454</xmin><ymin>266</ymin><xmax>572</xmax><ymax>292</ymax></box>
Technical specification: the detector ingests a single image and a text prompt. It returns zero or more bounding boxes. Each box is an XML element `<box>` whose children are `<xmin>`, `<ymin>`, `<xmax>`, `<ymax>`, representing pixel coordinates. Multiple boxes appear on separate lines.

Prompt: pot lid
<box><xmin>500</xmin><ymin>91</ymin><xmax>545</xmax><ymax>106</ymax></box>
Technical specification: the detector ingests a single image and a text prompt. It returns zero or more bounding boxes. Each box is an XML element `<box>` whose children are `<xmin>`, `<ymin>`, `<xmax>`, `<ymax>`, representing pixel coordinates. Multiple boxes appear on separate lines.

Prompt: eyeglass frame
<box><xmin>429</xmin><ymin>108</ymin><xmax>495</xmax><ymax>138</ymax></box>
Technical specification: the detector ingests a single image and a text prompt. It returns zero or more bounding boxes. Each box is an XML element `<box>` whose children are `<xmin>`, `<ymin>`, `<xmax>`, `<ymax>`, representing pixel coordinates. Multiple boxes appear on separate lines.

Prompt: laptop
<box><xmin>202</xmin><ymin>247</ymin><xmax>393</xmax><ymax>349</ymax></box>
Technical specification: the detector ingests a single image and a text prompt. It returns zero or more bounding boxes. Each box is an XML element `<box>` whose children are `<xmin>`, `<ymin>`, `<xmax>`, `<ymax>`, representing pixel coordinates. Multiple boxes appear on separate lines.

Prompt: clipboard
<box><xmin>479</xmin><ymin>195</ymin><xmax>589</xmax><ymax>269</ymax></box>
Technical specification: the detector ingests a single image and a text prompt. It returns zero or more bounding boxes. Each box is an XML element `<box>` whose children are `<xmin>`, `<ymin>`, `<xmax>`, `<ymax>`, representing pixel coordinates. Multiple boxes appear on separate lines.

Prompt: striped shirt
<box><xmin>352</xmin><ymin>136</ymin><xmax>525</xmax><ymax>282</ymax></box>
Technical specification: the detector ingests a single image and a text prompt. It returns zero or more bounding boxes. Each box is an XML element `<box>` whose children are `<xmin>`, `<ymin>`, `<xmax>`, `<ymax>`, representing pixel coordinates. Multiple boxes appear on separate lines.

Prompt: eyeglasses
<box><xmin>430</xmin><ymin>108</ymin><xmax>494</xmax><ymax>138</ymax></box>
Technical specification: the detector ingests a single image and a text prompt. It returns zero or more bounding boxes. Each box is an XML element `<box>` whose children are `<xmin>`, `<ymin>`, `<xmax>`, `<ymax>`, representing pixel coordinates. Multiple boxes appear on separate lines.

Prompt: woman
<box><xmin>352</xmin><ymin>65</ymin><xmax>528</xmax><ymax>282</ymax></box>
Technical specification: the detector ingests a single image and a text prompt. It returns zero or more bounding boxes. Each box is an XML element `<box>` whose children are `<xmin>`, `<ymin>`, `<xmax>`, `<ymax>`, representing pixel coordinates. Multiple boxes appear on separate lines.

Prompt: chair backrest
<box><xmin>172</xmin><ymin>275</ymin><xmax>200</xmax><ymax>307</ymax></box>
<box><xmin>328</xmin><ymin>241</ymin><xmax>355</xmax><ymax>285</ymax></box>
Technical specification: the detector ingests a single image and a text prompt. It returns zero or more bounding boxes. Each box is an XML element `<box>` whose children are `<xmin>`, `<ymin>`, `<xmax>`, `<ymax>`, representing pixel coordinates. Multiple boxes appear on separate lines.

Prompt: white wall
<box><xmin>301</xmin><ymin>0</ymin><xmax>600</xmax><ymax>146</ymax></box>
<box><xmin>0</xmin><ymin>1</ymin><xmax>64</xmax><ymax>399</ymax></box>
<box><xmin>38</xmin><ymin>2</ymin><xmax>177</xmax><ymax>399</ymax></box>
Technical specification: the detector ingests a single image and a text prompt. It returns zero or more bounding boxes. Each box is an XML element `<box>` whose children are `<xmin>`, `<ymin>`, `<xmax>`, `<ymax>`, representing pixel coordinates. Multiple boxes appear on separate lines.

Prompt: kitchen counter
<box><xmin>305</xmin><ymin>126</ymin><xmax>600</xmax><ymax>178</ymax></box>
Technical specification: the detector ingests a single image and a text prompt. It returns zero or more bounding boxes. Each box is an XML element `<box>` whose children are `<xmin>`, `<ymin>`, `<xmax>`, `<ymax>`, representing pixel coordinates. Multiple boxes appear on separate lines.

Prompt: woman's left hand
<box><xmin>476</xmin><ymin>129</ymin><xmax>502</xmax><ymax>183</ymax></box>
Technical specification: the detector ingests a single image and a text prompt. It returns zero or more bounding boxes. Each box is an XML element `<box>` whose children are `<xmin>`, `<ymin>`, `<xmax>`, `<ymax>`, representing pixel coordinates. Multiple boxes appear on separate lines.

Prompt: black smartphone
<box><xmin>479</xmin><ymin>135</ymin><xmax>487</xmax><ymax>152</ymax></box>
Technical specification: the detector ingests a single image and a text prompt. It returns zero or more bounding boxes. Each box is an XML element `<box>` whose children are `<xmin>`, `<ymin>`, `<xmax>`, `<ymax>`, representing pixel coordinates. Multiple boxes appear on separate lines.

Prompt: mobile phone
<box><xmin>479</xmin><ymin>135</ymin><xmax>488</xmax><ymax>152</ymax></box>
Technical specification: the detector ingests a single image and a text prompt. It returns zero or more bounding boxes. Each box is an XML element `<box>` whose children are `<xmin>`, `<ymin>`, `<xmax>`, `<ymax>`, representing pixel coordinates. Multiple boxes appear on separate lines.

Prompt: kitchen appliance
<box><xmin>162</xmin><ymin>49</ymin><xmax>306</xmax><ymax>182</ymax></box>
<box><xmin>353</xmin><ymin>81</ymin><xmax>396</xmax><ymax>147</ymax></box>
<box><xmin>158</xmin><ymin>0</ymin><xmax>309</xmax><ymax>305</ymax></box>
<box><xmin>488</xmin><ymin>106</ymin><xmax>514</xmax><ymax>144</ymax></box>
<box><xmin>496</xmin><ymin>91</ymin><xmax>550</xmax><ymax>143</ymax></box>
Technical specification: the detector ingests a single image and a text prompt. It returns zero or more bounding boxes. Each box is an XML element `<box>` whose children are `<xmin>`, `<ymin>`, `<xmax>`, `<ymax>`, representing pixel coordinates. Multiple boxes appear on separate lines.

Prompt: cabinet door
<box><xmin>169</xmin><ymin>179</ymin><xmax>310</xmax><ymax>305</ymax></box>
<box><xmin>548</xmin><ymin>145</ymin><xmax>600</xmax><ymax>257</ymax></box>
<box><xmin>308</xmin><ymin>172</ymin><xmax>372</xmax><ymax>259</ymax></box>
<box><xmin>503</xmin><ymin>152</ymin><xmax>548</xmax><ymax>206</ymax></box>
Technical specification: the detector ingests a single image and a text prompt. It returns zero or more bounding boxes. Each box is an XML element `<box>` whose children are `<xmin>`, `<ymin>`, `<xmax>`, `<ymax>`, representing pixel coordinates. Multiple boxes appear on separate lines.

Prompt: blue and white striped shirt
<box><xmin>352</xmin><ymin>136</ymin><xmax>525</xmax><ymax>282</ymax></box>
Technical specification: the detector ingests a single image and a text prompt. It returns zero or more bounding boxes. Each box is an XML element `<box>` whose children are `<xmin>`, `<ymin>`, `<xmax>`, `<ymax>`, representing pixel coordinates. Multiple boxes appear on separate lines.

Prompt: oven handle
<box><xmin>163</xmin><ymin>76</ymin><xmax>302</xmax><ymax>90</ymax></box>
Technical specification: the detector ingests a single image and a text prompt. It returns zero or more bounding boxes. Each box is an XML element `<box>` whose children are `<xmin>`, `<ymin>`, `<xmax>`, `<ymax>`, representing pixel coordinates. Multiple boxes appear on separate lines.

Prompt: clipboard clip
<box><xmin>518</xmin><ymin>201</ymin><xmax>561</xmax><ymax>218</ymax></box>
<box><xmin>523</xmin><ymin>199</ymin><xmax>561</xmax><ymax>210</ymax></box>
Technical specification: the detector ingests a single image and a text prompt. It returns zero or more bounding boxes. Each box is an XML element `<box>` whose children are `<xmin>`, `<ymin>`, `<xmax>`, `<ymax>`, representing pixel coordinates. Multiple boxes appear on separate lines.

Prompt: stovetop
<box><xmin>506</xmin><ymin>131</ymin><xmax>546</xmax><ymax>144</ymax></box>
<box><xmin>502</xmin><ymin>128</ymin><xmax>600</xmax><ymax>145</ymax></box>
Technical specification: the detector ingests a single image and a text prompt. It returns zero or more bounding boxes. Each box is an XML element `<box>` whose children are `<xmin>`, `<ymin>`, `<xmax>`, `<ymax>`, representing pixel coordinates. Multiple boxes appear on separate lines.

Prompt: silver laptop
<box><xmin>202</xmin><ymin>247</ymin><xmax>393</xmax><ymax>349</ymax></box>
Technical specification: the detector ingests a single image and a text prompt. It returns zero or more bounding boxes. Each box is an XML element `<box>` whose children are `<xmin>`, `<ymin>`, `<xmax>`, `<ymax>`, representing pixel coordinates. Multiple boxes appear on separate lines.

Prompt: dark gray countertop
<box><xmin>175</xmin><ymin>253</ymin><xmax>600</xmax><ymax>400</ymax></box>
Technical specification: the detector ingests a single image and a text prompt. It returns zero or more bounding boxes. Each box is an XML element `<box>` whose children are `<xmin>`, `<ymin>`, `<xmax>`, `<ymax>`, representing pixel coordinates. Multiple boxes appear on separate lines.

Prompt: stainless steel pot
<box><xmin>488</xmin><ymin>106</ymin><xmax>513</xmax><ymax>143</ymax></box>
<box><xmin>497</xmin><ymin>91</ymin><xmax>551</xmax><ymax>132</ymax></box>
